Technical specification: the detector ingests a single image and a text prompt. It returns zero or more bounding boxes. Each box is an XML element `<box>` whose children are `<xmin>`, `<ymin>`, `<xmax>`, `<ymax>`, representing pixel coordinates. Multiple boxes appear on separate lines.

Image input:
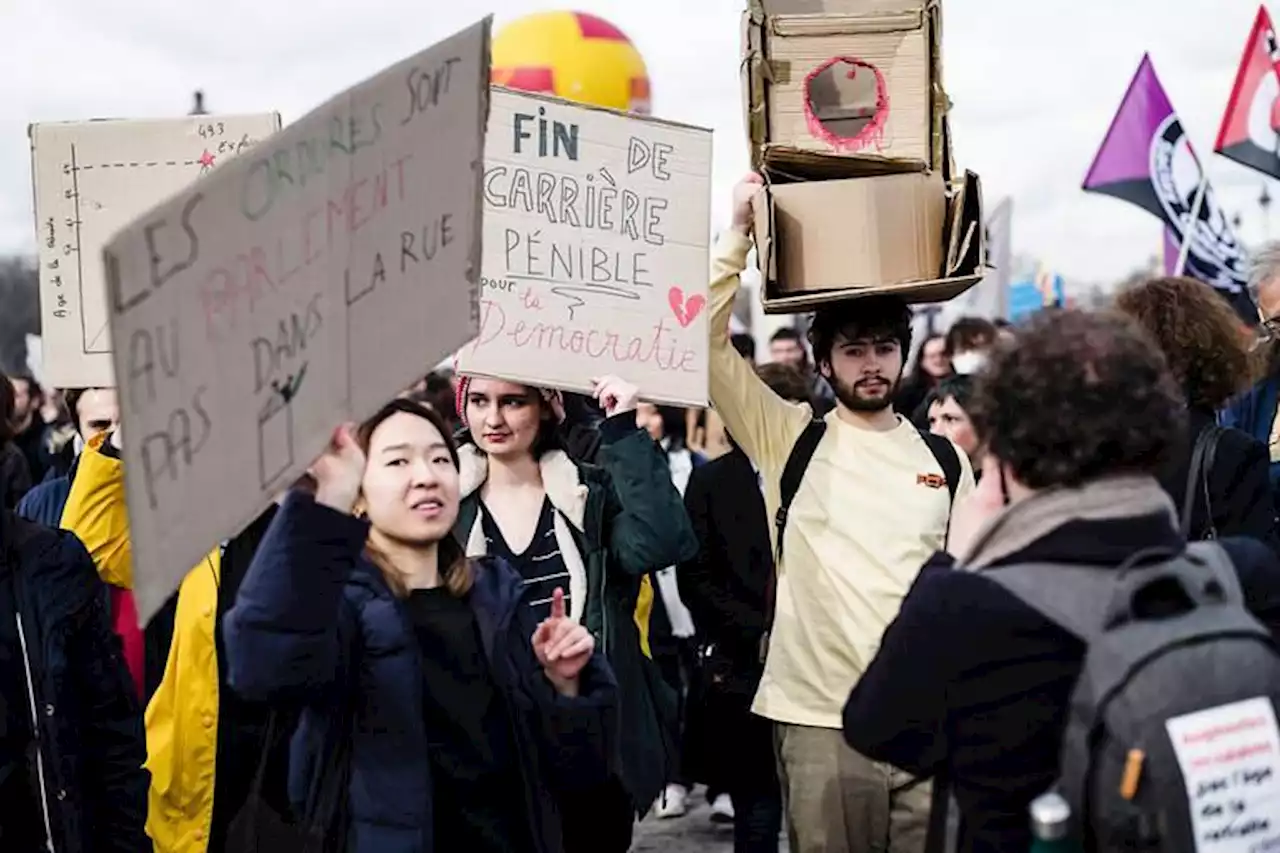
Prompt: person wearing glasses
<box><xmin>1222</xmin><ymin>243</ymin><xmax>1280</xmax><ymax>516</ymax></box>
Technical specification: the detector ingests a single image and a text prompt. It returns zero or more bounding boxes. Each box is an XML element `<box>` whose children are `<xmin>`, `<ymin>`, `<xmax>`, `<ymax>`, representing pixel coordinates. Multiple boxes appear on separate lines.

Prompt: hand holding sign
<box><xmin>591</xmin><ymin>375</ymin><xmax>640</xmax><ymax>417</ymax></box>
<box><xmin>731</xmin><ymin>172</ymin><xmax>765</xmax><ymax>235</ymax></box>
<box><xmin>533</xmin><ymin>587</ymin><xmax>594</xmax><ymax>696</ymax></box>
<box><xmin>310</xmin><ymin>424</ymin><xmax>365</xmax><ymax>514</ymax></box>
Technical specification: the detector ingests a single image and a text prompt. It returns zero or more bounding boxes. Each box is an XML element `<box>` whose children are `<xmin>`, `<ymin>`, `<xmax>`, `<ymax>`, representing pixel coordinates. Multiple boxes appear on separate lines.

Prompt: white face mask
<box><xmin>951</xmin><ymin>351</ymin><xmax>988</xmax><ymax>375</ymax></box>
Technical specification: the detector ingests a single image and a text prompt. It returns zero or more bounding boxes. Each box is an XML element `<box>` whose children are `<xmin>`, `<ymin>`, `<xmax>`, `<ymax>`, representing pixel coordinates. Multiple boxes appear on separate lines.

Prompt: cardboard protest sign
<box><xmin>103</xmin><ymin>19</ymin><xmax>490</xmax><ymax>623</ymax></box>
<box><xmin>30</xmin><ymin>114</ymin><xmax>281</xmax><ymax>387</ymax></box>
<box><xmin>458</xmin><ymin>89</ymin><xmax>712</xmax><ymax>406</ymax></box>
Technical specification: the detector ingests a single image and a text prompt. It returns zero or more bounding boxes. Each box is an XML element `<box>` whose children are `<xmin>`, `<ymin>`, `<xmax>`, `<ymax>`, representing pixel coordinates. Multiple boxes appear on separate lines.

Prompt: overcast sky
<box><xmin>0</xmin><ymin>0</ymin><xmax>1273</xmax><ymax>286</ymax></box>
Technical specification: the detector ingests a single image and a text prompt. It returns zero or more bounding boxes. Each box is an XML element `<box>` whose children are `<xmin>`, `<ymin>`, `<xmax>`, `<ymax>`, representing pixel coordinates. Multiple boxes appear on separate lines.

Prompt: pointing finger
<box><xmin>550</xmin><ymin>630</ymin><xmax>594</xmax><ymax>662</ymax></box>
<box><xmin>550</xmin><ymin>587</ymin><xmax>567</xmax><ymax>621</ymax></box>
<box><xmin>548</xmin><ymin>625</ymin><xmax>588</xmax><ymax>661</ymax></box>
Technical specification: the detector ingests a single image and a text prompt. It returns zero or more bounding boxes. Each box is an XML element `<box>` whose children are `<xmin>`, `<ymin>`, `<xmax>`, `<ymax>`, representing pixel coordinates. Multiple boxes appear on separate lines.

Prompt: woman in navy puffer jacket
<box><xmin>225</xmin><ymin>399</ymin><xmax>619</xmax><ymax>853</ymax></box>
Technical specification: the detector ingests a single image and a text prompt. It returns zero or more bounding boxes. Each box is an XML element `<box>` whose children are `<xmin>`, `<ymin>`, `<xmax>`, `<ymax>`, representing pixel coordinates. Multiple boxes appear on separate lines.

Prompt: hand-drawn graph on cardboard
<box><xmin>30</xmin><ymin>114</ymin><xmax>281</xmax><ymax>387</ymax></box>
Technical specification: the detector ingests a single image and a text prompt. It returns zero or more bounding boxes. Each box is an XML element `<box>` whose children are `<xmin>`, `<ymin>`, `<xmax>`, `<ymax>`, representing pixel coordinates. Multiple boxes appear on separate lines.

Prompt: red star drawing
<box><xmin>198</xmin><ymin>149</ymin><xmax>216</xmax><ymax>169</ymax></box>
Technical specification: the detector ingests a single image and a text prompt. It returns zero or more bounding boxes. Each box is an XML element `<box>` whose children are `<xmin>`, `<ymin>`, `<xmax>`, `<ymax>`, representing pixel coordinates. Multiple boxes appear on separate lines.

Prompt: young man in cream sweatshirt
<box><xmin>709</xmin><ymin>174</ymin><xmax>973</xmax><ymax>853</ymax></box>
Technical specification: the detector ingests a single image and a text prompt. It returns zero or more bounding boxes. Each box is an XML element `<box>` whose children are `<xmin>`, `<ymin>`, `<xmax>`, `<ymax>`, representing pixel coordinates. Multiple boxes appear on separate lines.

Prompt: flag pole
<box><xmin>1175</xmin><ymin>175</ymin><xmax>1210</xmax><ymax>275</ymax></box>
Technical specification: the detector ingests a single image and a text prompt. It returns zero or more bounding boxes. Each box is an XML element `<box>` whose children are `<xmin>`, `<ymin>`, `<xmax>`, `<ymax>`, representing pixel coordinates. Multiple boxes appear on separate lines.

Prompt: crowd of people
<box><xmin>1</xmin><ymin>171</ymin><xmax>1279</xmax><ymax>853</ymax></box>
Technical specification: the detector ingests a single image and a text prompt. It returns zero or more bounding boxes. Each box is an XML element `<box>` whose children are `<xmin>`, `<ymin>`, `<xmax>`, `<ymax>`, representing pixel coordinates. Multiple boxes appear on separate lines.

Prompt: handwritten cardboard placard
<box><xmin>1166</xmin><ymin>697</ymin><xmax>1280</xmax><ymax>852</ymax></box>
<box><xmin>103</xmin><ymin>19</ymin><xmax>491</xmax><ymax>623</ymax></box>
<box><xmin>458</xmin><ymin>88</ymin><xmax>712</xmax><ymax>406</ymax></box>
<box><xmin>30</xmin><ymin>114</ymin><xmax>281</xmax><ymax>387</ymax></box>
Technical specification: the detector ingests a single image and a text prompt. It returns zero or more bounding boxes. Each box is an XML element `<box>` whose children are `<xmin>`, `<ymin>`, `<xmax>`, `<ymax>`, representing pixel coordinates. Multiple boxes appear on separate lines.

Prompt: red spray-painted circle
<box><xmin>802</xmin><ymin>56</ymin><xmax>890</xmax><ymax>153</ymax></box>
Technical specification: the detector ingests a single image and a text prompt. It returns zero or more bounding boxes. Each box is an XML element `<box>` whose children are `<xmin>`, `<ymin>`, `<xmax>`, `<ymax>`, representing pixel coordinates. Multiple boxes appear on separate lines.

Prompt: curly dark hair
<box><xmin>969</xmin><ymin>309</ymin><xmax>1185</xmax><ymax>489</ymax></box>
<box><xmin>807</xmin><ymin>296</ymin><xmax>912</xmax><ymax>368</ymax></box>
<box><xmin>1112</xmin><ymin>276</ymin><xmax>1252</xmax><ymax>410</ymax></box>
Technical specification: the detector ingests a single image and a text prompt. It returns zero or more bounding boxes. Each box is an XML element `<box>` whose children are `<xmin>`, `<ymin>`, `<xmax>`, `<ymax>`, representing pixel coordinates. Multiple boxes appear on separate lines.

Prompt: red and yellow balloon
<box><xmin>491</xmin><ymin>11</ymin><xmax>651</xmax><ymax>115</ymax></box>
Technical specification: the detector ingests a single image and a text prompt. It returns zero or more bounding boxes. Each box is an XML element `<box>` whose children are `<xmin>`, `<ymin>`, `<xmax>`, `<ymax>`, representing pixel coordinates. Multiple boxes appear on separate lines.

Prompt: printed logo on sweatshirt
<box><xmin>916</xmin><ymin>473</ymin><xmax>947</xmax><ymax>490</ymax></box>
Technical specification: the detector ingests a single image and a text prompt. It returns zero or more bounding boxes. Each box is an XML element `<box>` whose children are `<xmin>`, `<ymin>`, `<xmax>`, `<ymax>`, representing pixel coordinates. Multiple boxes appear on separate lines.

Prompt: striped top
<box><xmin>480</xmin><ymin>497</ymin><xmax>569</xmax><ymax>623</ymax></box>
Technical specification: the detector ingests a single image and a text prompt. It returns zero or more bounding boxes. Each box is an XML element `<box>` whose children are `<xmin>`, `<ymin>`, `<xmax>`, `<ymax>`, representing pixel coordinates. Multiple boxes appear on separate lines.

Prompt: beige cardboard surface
<box><xmin>457</xmin><ymin>88</ymin><xmax>712</xmax><ymax>406</ymax></box>
<box><xmin>769</xmin><ymin>12</ymin><xmax>929</xmax><ymax>163</ymax></box>
<box><xmin>760</xmin><ymin>138</ymin><xmax>927</xmax><ymax>179</ymax></box>
<box><xmin>30</xmin><ymin>114</ymin><xmax>281</xmax><ymax>387</ymax></box>
<box><xmin>743</xmin><ymin>0</ymin><xmax>947</xmax><ymax>173</ymax></box>
<box><xmin>768</xmin><ymin>171</ymin><xmax>945</xmax><ymax>293</ymax></box>
<box><xmin>755</xmin><ymin>0</ymin><xmax>927</xmax><ymax>14</ymax></box>
<box><xmin>102</xmin><ymin>19</ymin><xmax>491</xmax><ymax>624</ymax></box>
<box><xmin>743</xmin><ymin>0</ymin><xmax>943</xmax><ymax>171</ymax></box>
<box><xmin>756</xmin><ymin>170</ymin><xmax>985</xmax><ymax>312</ymax></box>
<box><xmin>760</xmin><ymin>272</ymin><xmax>980</xmax><ymax>312</ymax></box>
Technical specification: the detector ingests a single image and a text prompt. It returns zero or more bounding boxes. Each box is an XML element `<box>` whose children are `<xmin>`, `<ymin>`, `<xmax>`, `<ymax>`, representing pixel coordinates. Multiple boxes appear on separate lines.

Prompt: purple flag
<box><xmin>1084</xmin><ymin>54</ymin><xmax>1253</xmax><ymax>319</ymax></box>
<box><xmin>1163</xmin><ymin>227</ymin><xmax>1178</xmax><ymax>275</ymax></box>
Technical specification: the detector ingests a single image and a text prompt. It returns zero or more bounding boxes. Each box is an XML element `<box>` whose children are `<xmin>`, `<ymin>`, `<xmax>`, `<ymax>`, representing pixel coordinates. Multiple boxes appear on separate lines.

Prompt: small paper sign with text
<box><xmin>1166</xmin><ymin>697</ymin><xmax>1280</xmax><ymax>853</ymax></box>
<box><xmin>103</xmin><ymin>18</ymin><xmax>491</xmax><ymax>624</ymax></box>
<box><xmin>459</xmin><ymin>88</ymin><xmax>712</xmax><ymax>406</ymax></box>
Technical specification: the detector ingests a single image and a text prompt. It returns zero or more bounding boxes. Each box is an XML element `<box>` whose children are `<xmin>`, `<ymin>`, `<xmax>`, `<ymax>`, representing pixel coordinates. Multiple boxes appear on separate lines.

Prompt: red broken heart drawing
<box><xmin>668</xmin><ymin>287</ymin><xmax>706</xmax><ymax>328</ymax></box>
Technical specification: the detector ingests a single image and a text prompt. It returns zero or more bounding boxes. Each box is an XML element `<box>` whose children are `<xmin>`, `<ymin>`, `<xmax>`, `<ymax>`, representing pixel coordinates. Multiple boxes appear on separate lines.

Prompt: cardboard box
<box><xmin>762</xmin><ymin>171</ymin><xmax>945</xmax><ymax>292</ymax></box>
<box><xmin>754</xmin><ymin>169</ymin><xmax>985</xmax><ymax>312</ymax></box>
<box><xmin>742</xmin><ymin>0</ymin><xmax>947</xmax><ymax>172</ymax></box>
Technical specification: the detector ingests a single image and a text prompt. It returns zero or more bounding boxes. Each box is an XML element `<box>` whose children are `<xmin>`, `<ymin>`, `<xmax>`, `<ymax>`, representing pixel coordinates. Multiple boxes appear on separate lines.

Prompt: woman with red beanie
<box><xmin>452</xmin><ymin>372</ymin><xmax>697</xmax><ymax>851</ymax></box>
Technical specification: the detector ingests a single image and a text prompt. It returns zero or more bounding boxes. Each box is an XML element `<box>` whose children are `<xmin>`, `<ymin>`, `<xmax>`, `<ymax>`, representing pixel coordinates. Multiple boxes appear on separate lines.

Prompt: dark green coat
<box><xmin>455</xmin><ymin>416</ymin><xmax>697</xmax><ymax>810</ymax></box>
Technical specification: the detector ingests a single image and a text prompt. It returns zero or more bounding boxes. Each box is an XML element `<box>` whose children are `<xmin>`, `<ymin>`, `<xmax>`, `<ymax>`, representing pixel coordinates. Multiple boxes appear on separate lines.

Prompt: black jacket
<box><xmin>675</xmin><ymin>448</ymin><xmax>778</xmax><ymax>791</ymax></box>
<box><xmin>1159</xmin><ymin>407</ymin><xmax>1278</xmax><ymax>547</ymax></box>
<box><xmin>226</xmin><ymin>493</ymin><xmax>621</xmax><ymax>853</ymax></box>
<box><xmin>895</xmin><ymin>376</ymin><xmax>937</xmax><ymax>424</ymax></box>
<box><xmin>13</xmin><ymin>422</ymin><xmax>50</xmax><ymax>488</ymax></box>
<box><xmin>676</xmin><ymin>447</ymin><xmax>773</xmax><ymax>687</ymax></box>
<box><xmin>1</xmin><ymin>443</ymin><xmax>31</xmax><ymax>510</ymax></box>
<box><xmin>0</xmin><ymin>509</ymin><xmax>149</xmax><ymax>853</ymax></box>
<box><xmin>842</xmin><ymin>510</ymin><xmax>1280</xmax><ymax>853</ymax></box>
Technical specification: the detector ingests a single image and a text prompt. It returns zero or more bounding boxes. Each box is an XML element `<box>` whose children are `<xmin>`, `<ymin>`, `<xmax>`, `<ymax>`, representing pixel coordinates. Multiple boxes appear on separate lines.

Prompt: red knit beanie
<box><xmin>455</xmin><ymin>375</ymin><xmax>566</xmax><ymax>428</ymax></box>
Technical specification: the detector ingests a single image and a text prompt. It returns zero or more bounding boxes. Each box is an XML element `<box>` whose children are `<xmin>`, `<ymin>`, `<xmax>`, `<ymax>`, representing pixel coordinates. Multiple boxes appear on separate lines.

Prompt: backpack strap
<box><xmin>1186</xmin><ymin>540</ymin><xmax>1243</xmax><ymax>606</ymax></box>
<box><xmin>1181</xmin><ymin>424</ymin><xmax>1225</xmax><ymax>538</ymax></box>
<box><xmin>761</xmin><ymin>420</ymin><xmax>827</xmax><ymax>663</ymax></box>
<box><xmin>918</xmin><ymin>430</ymin><xmax>962</xmax><ymax>505</ymax></box>
<box><xmin>775</xmin><ymin>420</ymin><xmax>827</xmax><ymax>564</ymax></box>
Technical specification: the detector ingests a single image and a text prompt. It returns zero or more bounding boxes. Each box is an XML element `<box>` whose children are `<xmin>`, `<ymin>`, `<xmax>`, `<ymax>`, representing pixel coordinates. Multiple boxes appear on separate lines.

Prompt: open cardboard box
<box><xmin>741</xmin><ymin>0</ymin><xmax>948</xmax><ymax>173</ymax></box>
<box><xmin>753</xmin><ymin>167</ymin><xmax>986</xmax><ymax>313</ymax></box>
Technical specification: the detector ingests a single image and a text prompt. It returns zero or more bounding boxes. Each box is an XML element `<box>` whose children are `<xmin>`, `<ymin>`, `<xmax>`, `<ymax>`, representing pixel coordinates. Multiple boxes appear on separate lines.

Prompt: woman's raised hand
<box><xmin>309</xmin><ymin>423</ymin><xmax>366</xmax><ymax>514</ymax></box>
<box><xmin>590</xmin><ymin>375</ymin><xmax>640</xmax><ymax>418</ymax></box>
<box><xmin>532</xmin><ymin>588</ymin><xmax>594</xmax><ymax>697</ymax></box>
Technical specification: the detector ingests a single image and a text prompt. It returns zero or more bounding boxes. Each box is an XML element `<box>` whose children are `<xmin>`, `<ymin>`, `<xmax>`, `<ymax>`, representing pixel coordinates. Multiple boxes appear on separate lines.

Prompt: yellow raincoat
<box><xmin>60</xmin><ymin>434</ymin><xmax>223</xmax><ymax>853</ymax></box>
